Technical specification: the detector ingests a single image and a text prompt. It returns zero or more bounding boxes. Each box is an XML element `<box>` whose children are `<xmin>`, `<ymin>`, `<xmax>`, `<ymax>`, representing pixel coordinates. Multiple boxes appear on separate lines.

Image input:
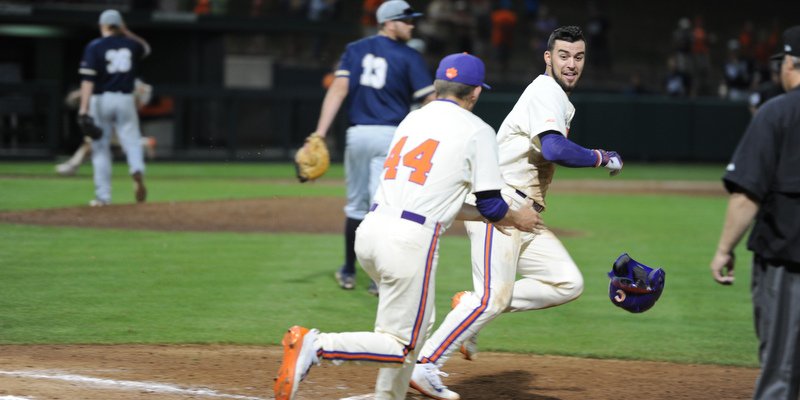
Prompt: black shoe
<box><xmin>367</xmin><ymin>280</ymin><xmax>379</xmax><ymax>296</ymax></box>
<box><xmin>335</xmin><ymin>269</ymin><xmax>355</xmax><ymax>290</ymax></box>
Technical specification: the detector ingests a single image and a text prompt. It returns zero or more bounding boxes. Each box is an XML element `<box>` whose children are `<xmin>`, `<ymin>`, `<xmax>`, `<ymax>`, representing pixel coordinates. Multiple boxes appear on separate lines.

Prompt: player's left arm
<box><xmin>539</xmin><ymin>131</ymin><xmax>623</xmax><ymax>175</ymax></box>
<box><xmin>78</xmin><ymin>80</ymin><xmax>94</xmax><ymax>115</ymax></box>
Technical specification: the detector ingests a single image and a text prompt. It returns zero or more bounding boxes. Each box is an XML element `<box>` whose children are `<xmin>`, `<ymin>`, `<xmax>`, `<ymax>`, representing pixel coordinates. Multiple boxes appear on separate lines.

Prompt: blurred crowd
<box><xmin>663</xmin><ymin>15</ymin><xmax>784</xmax><ymax>105</ymax></box>
<box><xmin>161</xmin><ymin>0</ymin><xmax>787</xmax><ymax>101</ymax></box>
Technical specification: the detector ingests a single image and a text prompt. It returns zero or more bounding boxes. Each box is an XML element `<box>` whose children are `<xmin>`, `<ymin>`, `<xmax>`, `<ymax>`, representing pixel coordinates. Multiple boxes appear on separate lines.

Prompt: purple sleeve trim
<box><xmin>475</xmin><ymin>190</ymin><xmax>510</xmax><ymax>222</ymax></box>
<box><xmin>540</xmin><ymin>132</ymin><xmax>599</xmax><ymax>168</ymax></box>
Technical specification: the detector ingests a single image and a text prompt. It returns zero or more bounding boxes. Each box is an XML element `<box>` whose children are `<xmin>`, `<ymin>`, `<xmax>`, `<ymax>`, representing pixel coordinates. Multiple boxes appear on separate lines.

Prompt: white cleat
<box><xmin>460</xmin><ymin>334</ymin><xmax>478</xmax><ymax>361</ymax></box>
<box><xmin>89</xmin><ymin>199</ymin><xmax>110</xmax><ymax>207</ymax></box>
<box><xmin>55</xmin><ymin>162</ymin><xmax>78</xmax><ymax>176</ymax></box>
<box><xmin>410</xmin><ymin>363</ymin><xmax>460</xmax><ymax>400</ymax></box>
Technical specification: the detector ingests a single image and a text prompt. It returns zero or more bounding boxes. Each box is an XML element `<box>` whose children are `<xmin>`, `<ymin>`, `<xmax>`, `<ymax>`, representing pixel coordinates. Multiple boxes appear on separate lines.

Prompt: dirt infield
<box><xmin>1</xmin><ymin>180</ymin><xmax>753</xmax><ymax>399</ymax></box>
<box><xmin>0</xmin><ymin>345</ymin><xmax>757</xmax><ymax>400</ymax></box>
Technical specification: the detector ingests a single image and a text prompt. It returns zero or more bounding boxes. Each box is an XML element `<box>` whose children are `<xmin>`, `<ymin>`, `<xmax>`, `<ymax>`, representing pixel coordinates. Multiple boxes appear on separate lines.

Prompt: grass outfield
<box><xmin>0</xmin><ymin>161</ymin><xmax>758</xmax><ymax>367</ymax></box>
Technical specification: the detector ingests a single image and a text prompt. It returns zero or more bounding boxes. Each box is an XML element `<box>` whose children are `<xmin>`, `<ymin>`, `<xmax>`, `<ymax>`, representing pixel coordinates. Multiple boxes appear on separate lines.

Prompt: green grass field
<box><xmin>0</xmin><ymin>161</ymin><xmax>759</xmax><ymax>367</ymax></box>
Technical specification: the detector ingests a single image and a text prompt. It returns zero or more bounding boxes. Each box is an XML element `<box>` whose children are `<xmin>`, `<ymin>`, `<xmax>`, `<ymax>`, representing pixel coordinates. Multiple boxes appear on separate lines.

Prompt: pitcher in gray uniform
<box><xmin>78</xmin><ymin>9</ymin><xmax>150</xmax><ymax>206</ymax></box>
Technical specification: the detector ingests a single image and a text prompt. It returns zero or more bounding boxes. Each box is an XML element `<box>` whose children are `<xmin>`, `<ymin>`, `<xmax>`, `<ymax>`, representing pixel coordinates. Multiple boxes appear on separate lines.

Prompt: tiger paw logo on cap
<box><xmin>446</xmin><ymin>67</ymin><xmax>458</xmax><ymax>79</ymax></box>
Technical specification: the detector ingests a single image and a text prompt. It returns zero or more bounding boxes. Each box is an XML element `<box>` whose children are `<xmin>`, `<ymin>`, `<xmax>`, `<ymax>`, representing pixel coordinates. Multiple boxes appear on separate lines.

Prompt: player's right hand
<box><xmin>507</xmin><ymin>206</ymin><xmax>542</xmax><ymax>234</ymax></box>
<box><xmin>710</xmin><ymin>249</ymin><xmax>735</xmax><ymax>285</ymax></box>
<box><xmin>598</xmin><ymin>149</ymin><xmax>623</xmax><ymax>176</ymax></box>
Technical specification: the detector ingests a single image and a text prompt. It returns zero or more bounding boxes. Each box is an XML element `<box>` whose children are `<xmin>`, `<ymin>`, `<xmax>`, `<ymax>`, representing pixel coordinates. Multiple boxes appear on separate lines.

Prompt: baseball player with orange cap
<box><xmin>273</xmin><ymin>53</ymin><xmax>541</xmax><ymax>400</ymax></box>
<box><xmin>410</xmin><ymin>26</ymin><xmax>623</xmax><ymax>400</ymax></box>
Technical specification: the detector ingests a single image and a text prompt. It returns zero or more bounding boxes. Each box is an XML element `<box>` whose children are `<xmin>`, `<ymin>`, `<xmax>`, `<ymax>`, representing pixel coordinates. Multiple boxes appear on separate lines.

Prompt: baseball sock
<box><xmin>341</xmin><ymin>217</ymin><xmax>362</xmax><ymax>275</ymax></box>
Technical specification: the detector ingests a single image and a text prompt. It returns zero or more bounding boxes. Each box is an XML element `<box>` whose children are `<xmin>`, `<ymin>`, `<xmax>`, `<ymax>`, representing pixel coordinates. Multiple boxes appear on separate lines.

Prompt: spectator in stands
<box><xmin>361</xmin><ymin>0</ymin><xmax>380</xmax><ymax>36</ymax></box>
<box><xmin>584</xmin><ymin>0</ymin><xmax>611</xmax><ymax>71</ymax></box>
<box><xmin>691</xmin><ymin>15</ymin><xmax>712</xmax><ymax>96</ymax></box>
<box><xmin>471</xmin><ymin>0</ymin><xmax>493</xmax><ymax>57</ymax></box>
<box><xmin>531</xmin><ymin>3</ymin><xmax>557</xmax><ymax>63</ymax></box>
<box><xmin>417</xmin><ymin>0</ymin><xmax>454</xmax><ymax>56</ymax></box>
<box><xmin>737</xmin><ymin>20</ymin><xmax>756</xmax><ymax>60</ymax></box>
<box><xmin>664</xmin><ymin>55</ymin><xmax>692</xmax><ymax>97</ymax></box>
<box><xmin>491</xmin><ymin>2</ymin><xmax>518</xmax><ymax>75</ymax></box>
<box><xmin>748</xmin><ymin>56</ymin><xmax>783</xmax><ymax>115</ymax></box>
<box><xmin>721</xmin><ymin>38</ymin><xmax>755</xmax><ymax>101</ymax></box>
<box><xmin>451</xmin><ymin>0</ymin><xmax>474</xmax><ymax>53</ymax></box>
<box><xmin>624</xmin><ymin>70</ymin><xmax>651</xmax><ymax>96</ymax></box>
<box><xmin>309</xmin><ymin>0</ymin><xmax>340</xmax><ymax>62</ymax></box>
<box><xmin>671</xmin><ymin>17</ymin><xmax>693</xmax><ymax>75</ymax></box>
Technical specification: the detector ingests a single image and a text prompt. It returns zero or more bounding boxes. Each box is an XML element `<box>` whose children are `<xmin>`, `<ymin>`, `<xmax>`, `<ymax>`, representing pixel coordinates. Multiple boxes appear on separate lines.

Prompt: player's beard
<box><xmin>552</xmin><ymin>71</ymin><xmax>580</xmax><ymax>94</ymax></box>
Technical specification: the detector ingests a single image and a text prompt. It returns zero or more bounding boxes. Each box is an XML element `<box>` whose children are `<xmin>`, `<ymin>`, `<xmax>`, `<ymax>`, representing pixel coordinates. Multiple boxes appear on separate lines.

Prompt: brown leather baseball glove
<box><xmin>294</xmin><ymin>132</ymin><xmax>330</xmax><ymax>182</ymax></box>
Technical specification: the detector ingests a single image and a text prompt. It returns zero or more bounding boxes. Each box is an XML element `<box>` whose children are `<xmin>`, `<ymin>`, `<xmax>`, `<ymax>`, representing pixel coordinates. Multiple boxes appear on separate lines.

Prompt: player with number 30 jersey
<box><xmin>78</xmin><ymin>9</ymin><xmax>150</xmax><ymax>206</ymax></box>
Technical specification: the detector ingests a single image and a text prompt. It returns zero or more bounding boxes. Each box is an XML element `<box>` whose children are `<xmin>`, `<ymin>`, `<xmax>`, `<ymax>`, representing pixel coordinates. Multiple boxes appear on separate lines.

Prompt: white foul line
<box><xmin>0</xmin><ymin>370</ymin><xmax>264</xmax><ymax>400</ymax></box>
<box><xmin>0</xmin><ymin>396</ymin><xmax>35</xmax><ymax>400</ymax></box>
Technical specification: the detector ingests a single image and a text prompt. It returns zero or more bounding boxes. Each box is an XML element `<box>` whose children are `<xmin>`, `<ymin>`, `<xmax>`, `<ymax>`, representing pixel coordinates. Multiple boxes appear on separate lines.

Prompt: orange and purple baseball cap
<box><xmin>435</xmin><ymin>53</ymin><xmax>491</xmax><ymax>89</ymax></box>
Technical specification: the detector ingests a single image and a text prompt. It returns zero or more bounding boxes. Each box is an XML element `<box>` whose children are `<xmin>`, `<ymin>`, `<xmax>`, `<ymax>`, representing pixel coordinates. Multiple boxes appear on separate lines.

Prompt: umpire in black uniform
<box><xmin>710</xmin><ymin>25</ymin><xmax>800</xmax><ymax>400</ymax></box>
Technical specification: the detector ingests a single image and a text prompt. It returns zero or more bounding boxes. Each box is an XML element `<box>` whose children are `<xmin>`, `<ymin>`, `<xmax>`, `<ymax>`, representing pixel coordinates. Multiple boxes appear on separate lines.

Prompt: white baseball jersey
<box><xmin>496</xmin><ymin>74</ymin><xmax>575</xmax><ymax>209</ymax></box>
<box><xmin>373</xmin><ymin>99</ymin><xmax>506</xmax><ymax>230</ymax></box>
<box><xmin>415</xmin><ymin>74</ymin><xmax>584</xmax><ymax>375</ymax></box>
<box><xmin>314</xmin><ymin>99</ymin><xmax>505</xmax><ymax>400</ymax></box>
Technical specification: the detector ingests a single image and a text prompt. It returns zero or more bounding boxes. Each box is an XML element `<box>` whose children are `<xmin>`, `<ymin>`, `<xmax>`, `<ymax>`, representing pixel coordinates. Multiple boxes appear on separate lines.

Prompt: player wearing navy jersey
<box><xmin>307</xmin><ymin>0</ymin><xmax>435</xmax><ymax>295</ymax></box>
<box><xmin>78</xmin><ymin>9</ymin><xmax>150</xmax><ymax>206</ymax></box>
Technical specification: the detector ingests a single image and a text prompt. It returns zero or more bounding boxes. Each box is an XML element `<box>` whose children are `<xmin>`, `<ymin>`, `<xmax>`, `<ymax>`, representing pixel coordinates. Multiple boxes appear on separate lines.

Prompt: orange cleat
<box><xmin>274</xmin><ymin>325</ymin><xmax>319</xmax><ymax>400</ymax></box>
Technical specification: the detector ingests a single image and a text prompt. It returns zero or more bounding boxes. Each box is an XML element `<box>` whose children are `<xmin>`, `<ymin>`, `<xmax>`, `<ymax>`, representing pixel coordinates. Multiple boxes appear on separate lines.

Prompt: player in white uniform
<box><xmin>410</xmin><ymin>26</ymin><xmax>624</xmax><ymax>400</ymax></box>
<box><xmin>274</xmin><ymin>53</ymin><xmax>541</xmax><ymax>400</ymax></box>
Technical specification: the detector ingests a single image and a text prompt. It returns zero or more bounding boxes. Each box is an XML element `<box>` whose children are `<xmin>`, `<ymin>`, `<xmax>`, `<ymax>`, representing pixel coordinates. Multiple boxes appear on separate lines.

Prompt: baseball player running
<box><xmin>57</xmin><ymin>79</ymin><xmax>156</xmax><ymax>176</ymax></box>
<box><xmin>274</xmin><ymin>53</ymin><xmax>542</xmax><ymax>400</ymax></box>
<box><xmin>308</xmin><ymin>0</ymin><xmax>435</xmax><ymax>295</ymax></box>
<box><xmin>78</xmin><ymin>9</ymin><xmax>150</xmax><ymax>206</ymax></box>
<box><xmin>410</xmin><ymin>26</ymin><xmax>624</xmax><ymax>400</ymax></box>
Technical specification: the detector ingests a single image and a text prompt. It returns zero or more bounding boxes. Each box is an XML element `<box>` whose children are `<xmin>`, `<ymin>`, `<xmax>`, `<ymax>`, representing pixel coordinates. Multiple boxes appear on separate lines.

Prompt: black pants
<box><xmin>752</xmin><ymin>256</ymin><xmax>800</xmax><ymax>400</ymax></box>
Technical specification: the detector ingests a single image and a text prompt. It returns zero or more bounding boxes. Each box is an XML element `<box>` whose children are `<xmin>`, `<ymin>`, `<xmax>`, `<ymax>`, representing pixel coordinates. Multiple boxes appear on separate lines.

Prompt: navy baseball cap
<box><xmin>435</xmin><ymin>53</ymin><xmax>491</xmax><ymax>89</ymax></box>
<box><xmin>771</xmin><ymin>25</ymin><xmax>800</xmax><ymax>60</ymax></box>
<box><xmin>376</xmin><ymin>1</ymin><xmax>423</xmax><ymax>24</ymax></box>
<box><xmin>99</xmin><ymin>9</ymin><xmax>123</xmax><ymax>26</ymax></box>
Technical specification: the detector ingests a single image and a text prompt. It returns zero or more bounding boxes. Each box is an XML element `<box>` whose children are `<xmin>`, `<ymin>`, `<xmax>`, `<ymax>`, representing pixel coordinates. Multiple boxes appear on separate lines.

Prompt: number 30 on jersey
<box><xmin>383</xmin><ymin>136</ymin><xmax>440</xmax><ymax>185</ymax></box>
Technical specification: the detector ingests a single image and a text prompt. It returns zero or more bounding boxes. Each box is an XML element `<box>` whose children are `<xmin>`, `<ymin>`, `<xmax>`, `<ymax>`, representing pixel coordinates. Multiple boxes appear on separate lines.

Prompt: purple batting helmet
<box><xmin>608</xmin><ymin>253</ymin><xmax>665</xmax><ymax>313</ymax></box>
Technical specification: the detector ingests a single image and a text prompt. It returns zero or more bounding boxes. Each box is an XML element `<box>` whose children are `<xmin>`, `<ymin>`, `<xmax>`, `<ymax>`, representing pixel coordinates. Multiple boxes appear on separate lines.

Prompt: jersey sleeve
<box><xmin>78</xmin><ymin>42</ymin><xmax>99</xmax><ymax>82</ymax></box>
<box><xmin>470</xmin><ymin>125</ymin><xmax>505</xmax><ymax>193</ymax></box>
<box><xmin>527</xmin><ymin>83</ymin><xmax>568</xmax><ymax>138</ymax></box>
<box><xmin>723</xmin><ymin>109</ymin><xmax>778</xmax><ymax>200</ymax></box>
<box><xmin>407</xmin><ymin>51</ymin><xmax>434</xmax><ymax>100</ymax></box>
<box><xmin>334</xmin><ymin>45</ymin><xmax>354</xmax><ymax>79</ymax></box>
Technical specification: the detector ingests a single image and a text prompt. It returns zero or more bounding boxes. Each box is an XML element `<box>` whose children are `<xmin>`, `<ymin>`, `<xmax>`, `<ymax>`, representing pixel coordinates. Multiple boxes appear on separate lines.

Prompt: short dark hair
<box><xmin>547</xmin><ymin>26</ymin><xmax>585</xmax><ymax>52</ymax></box>
<box><xmin>434</xmin><ymin>80</ymin><xmax>475</xmax><ymax>99</ymax></box>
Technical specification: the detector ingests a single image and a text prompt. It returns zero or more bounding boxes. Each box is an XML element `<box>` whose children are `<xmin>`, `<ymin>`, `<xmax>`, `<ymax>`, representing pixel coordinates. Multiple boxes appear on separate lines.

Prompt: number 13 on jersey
<box><xmin>383</xmin><ymin>136</ymin><xmax>440</xmax><ymax>185</ymax></box>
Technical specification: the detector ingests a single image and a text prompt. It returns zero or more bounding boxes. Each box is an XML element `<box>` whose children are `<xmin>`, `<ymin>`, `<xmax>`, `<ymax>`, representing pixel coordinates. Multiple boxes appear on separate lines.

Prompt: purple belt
<box><xmin>514</xmin><ymin>189</ymin><xmax>545</xmax><ymax>213</ymax></box>
<box><xmin>370</xmin><ymin>203</ymin><xmax>427</xmax><ymax>225</ymax></box>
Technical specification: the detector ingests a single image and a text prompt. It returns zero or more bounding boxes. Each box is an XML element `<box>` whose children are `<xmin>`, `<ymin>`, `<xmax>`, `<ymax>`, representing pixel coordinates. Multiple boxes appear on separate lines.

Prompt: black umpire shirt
<box><xmin>723</xmin><ymin>86</ymin><xmax>800</xmax><ymax>264</ymax></box>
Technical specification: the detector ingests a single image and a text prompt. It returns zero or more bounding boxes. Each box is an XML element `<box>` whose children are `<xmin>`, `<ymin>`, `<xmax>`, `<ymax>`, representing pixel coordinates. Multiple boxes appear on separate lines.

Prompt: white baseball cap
<box><xmin>376</xmin><ymin>1</ymin><xmax>423</xmax><ymax>24</ymax></box>
<box><xmin>99</xmin><ymin>9</ymin><xmax>123</xmax><ymax>26</ymax></box>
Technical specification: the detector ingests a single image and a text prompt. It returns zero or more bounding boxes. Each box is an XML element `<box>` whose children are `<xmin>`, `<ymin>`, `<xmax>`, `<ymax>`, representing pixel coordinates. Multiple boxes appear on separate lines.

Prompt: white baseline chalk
<box><xmin>0</xmin><ymin>370</ymin><xmax>263</xmax><ymax>400</ymax></box>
